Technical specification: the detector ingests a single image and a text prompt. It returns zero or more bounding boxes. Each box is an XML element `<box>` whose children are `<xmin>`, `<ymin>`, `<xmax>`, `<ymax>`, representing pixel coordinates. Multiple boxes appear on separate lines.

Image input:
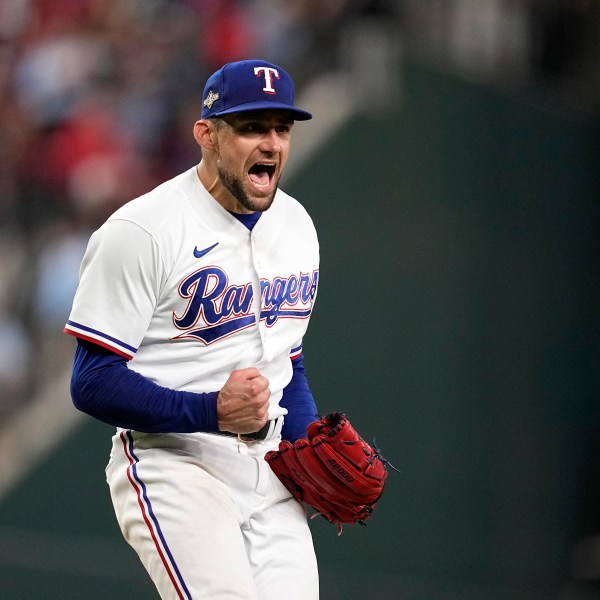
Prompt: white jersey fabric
<box><xmin>66</xmin><ymin>166</ymin><xmax>319</xmax><ymax>422</ymax></box>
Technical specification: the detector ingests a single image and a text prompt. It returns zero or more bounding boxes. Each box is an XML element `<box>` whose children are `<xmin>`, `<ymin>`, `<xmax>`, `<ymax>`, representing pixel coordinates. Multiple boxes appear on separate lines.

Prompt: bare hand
<box><xmin>217</xmin><ymin>368</ymin><xmax>270</xmax><ymax>434</ymax></box>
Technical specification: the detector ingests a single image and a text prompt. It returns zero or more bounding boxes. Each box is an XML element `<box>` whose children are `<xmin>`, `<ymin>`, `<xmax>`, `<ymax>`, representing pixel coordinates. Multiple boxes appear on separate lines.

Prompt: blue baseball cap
<box><xmin>201</xmin><ymin>59</ymin><xmax>312</xmax><ymax>121</ymax></box>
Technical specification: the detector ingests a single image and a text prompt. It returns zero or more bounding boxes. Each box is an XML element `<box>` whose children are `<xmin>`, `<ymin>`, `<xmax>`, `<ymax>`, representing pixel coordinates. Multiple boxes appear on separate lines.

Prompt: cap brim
<box><xmin>210</xmin><ymin>101</ymin><xmax>312</xmax><ymax>121</ymax></box>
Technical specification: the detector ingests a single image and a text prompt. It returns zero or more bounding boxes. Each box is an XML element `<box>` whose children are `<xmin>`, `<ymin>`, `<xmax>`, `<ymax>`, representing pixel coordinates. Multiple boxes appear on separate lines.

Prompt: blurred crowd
<box><xmin>0</xmin><ymin>0</ymin><xmax>597</xmax><ymax>423</ymax></box>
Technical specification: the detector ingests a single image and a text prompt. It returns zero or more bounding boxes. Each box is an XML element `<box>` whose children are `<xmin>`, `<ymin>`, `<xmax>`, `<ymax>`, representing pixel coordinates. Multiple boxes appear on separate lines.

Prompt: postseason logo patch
<box><xmin>203</xmin><ymin>90</ymin><xmax>219</xmax><ymax>110</ymax></box>
<box><xmin>172</xmin><ymin>267</ymin><xmax>319</xmax><ymax>344</ymax></box>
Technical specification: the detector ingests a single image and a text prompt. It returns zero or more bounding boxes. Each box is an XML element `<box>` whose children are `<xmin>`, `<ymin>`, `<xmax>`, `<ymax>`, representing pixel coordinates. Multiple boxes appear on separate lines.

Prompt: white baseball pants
<box><xmin>106</xmin><ymin>429</ymin><xmax>319</xmax><ymax>599</ymax></box>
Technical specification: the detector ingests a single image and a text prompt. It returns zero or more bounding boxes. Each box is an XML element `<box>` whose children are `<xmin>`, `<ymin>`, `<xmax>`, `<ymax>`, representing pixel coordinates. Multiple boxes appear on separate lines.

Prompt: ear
<box><xmin>193</xmin><ymin>120</ymin><xmax>216</xmax><ymax>150</ymax></box>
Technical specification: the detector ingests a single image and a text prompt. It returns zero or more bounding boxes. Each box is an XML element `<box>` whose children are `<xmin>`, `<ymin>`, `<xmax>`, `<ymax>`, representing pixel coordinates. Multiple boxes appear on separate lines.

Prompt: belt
<box><xmin>218</xmin><ymin>417</ymin><xmax>281</xmax><ymax>442</ymax></box>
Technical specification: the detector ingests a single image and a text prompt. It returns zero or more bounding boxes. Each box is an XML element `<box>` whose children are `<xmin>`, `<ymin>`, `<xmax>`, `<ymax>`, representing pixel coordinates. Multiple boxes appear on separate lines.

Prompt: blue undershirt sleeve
<box><xmin>279</xmin><ymin>354</ymin><xmax>319</xmax><ymax>442</ymax></box>
<box><xmin>71</xmin><ymin>339</ymin><xmax>219</xmax><ymax>433</ymax></box>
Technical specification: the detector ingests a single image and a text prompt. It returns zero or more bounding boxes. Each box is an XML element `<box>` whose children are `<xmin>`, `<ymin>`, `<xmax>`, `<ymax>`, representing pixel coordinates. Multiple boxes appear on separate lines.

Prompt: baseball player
<box><xmin>65</xmin><ymin>60</ymin><xmax>321</xmax><ymax>599</ymax></box>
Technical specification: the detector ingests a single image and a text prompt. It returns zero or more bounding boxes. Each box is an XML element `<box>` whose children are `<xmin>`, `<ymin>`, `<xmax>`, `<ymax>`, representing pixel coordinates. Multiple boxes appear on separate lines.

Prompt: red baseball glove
<box><xmin>265</xmin><ymin>413</ymin><xmax>392</xmax><ymax>534</ymax></box>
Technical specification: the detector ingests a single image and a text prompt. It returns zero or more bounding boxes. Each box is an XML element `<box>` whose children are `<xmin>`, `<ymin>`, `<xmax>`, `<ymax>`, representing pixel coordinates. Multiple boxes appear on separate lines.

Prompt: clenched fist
<box><xmin>217</xmin><ymin>368</ymin><xmax>270</xmax><ymax>434</ymax></box>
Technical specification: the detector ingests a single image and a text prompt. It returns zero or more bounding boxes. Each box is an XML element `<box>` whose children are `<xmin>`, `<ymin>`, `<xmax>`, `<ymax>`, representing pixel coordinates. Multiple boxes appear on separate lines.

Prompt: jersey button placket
<box><xmin>250</xmin><ymin>236</ymin><xmax>266</xmax><ymax>346</ymax></box>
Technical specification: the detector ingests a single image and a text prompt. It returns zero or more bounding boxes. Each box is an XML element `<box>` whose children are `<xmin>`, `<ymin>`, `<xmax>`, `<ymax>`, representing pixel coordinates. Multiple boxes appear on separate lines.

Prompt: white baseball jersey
<box><xmin>65</xmin><ymin>166</ymin><xmax>319</xmax><ymax>422</ymax></box>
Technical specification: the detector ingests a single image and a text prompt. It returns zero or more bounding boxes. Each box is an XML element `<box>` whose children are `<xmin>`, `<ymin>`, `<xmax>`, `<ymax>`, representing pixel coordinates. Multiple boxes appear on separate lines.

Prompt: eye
<box><xmin>238</xmin><ymin>122</ymin><xmax>264</xmax><ymax>134</ymax></box>
<box><xmin>233</xmin><ymin>120</ymin><xmax>292</xmax><ymax>136</ymax></box>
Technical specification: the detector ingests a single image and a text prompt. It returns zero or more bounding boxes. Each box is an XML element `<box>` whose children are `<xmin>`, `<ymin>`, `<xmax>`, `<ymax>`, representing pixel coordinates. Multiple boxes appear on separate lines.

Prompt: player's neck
<box><xmin>196</xmin><ymin>163</ymin><xmax>217</xmax><ymax>194</ymax></box>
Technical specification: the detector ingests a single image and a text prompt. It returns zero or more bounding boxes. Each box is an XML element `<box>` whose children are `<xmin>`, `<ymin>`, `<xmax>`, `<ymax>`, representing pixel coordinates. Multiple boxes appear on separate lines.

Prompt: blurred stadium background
<box><xmin>0</xmin><ymin>1</ymin><xmax>599</xmax><ymax>598</ymax></box>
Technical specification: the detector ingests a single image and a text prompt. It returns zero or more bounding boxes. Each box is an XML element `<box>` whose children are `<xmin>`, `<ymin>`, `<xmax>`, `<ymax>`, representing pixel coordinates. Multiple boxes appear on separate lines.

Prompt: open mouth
<box><xmin>248</xmin><ymin>163</ymin><xmax>276</xmax><ymax>189</ymax></box>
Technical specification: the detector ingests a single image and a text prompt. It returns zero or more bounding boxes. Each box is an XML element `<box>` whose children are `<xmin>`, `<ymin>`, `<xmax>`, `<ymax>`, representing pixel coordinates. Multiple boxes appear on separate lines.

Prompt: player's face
<box><xmin>213</xmin><ymin>111</ymin><xmax>293</xmax><ymax>212</ymax></box>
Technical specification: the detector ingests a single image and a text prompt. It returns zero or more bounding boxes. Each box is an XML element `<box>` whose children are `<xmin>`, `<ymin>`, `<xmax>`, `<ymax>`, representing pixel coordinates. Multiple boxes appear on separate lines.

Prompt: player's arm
<box><xmin>71</xmin><ymin>339</ymin><xmax>270</xmax><ymax>434</ymax></box>
<box><xmin>71</xmin><ymin>339</ymin><xmax>220</xmax><ymax>433</ymax></box>
<box><xmin>279</xmin><ymin>353</ymin><xmax>319</xmax><ymax>442</ymax></box>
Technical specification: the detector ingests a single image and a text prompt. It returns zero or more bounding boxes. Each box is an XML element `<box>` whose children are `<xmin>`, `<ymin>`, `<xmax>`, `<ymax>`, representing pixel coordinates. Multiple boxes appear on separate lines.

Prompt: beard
<box><xmin>217</xmin><ymin>163</ymin><xmax>277</xmax><ymax>213</ymax></box>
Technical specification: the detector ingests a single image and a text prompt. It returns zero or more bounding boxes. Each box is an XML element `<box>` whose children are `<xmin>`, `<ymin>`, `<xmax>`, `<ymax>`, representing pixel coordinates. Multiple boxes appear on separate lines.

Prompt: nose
<box><xmin>258</xmin><ymin>128</ymin><xmax>282</xmax><ymax>154</ymax></box>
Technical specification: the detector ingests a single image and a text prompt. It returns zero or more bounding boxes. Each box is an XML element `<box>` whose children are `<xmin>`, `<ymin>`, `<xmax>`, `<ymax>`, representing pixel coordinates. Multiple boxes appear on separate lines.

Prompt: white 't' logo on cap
<box><xmin>254</xmin><ymin>66</ymin><xmax>279</xmax><ymax>94</ymax></box>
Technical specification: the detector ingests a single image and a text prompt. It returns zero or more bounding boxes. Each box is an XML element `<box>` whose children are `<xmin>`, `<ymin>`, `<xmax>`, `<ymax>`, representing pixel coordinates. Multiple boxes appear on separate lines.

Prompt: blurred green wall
<box><xmin>1</xmin><ymin>61</ymin><xmax>598</xmax><ymax>599</ymax></box>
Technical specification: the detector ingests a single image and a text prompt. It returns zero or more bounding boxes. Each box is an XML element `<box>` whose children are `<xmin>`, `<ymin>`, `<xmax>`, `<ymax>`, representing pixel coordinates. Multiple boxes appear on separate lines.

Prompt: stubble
<box><xmin>217</xmin><ymin>164</ymin><xmax>278</xmax><ymax>213</ymax></box>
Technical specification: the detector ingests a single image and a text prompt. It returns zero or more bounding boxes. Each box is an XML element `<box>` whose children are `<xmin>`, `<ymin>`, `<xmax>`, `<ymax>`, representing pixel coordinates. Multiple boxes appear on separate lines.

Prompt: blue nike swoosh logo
<box><xmin>193</xmin><ymin>242</ymin><xmax>219</xmax><ymax>258</ymax></box>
